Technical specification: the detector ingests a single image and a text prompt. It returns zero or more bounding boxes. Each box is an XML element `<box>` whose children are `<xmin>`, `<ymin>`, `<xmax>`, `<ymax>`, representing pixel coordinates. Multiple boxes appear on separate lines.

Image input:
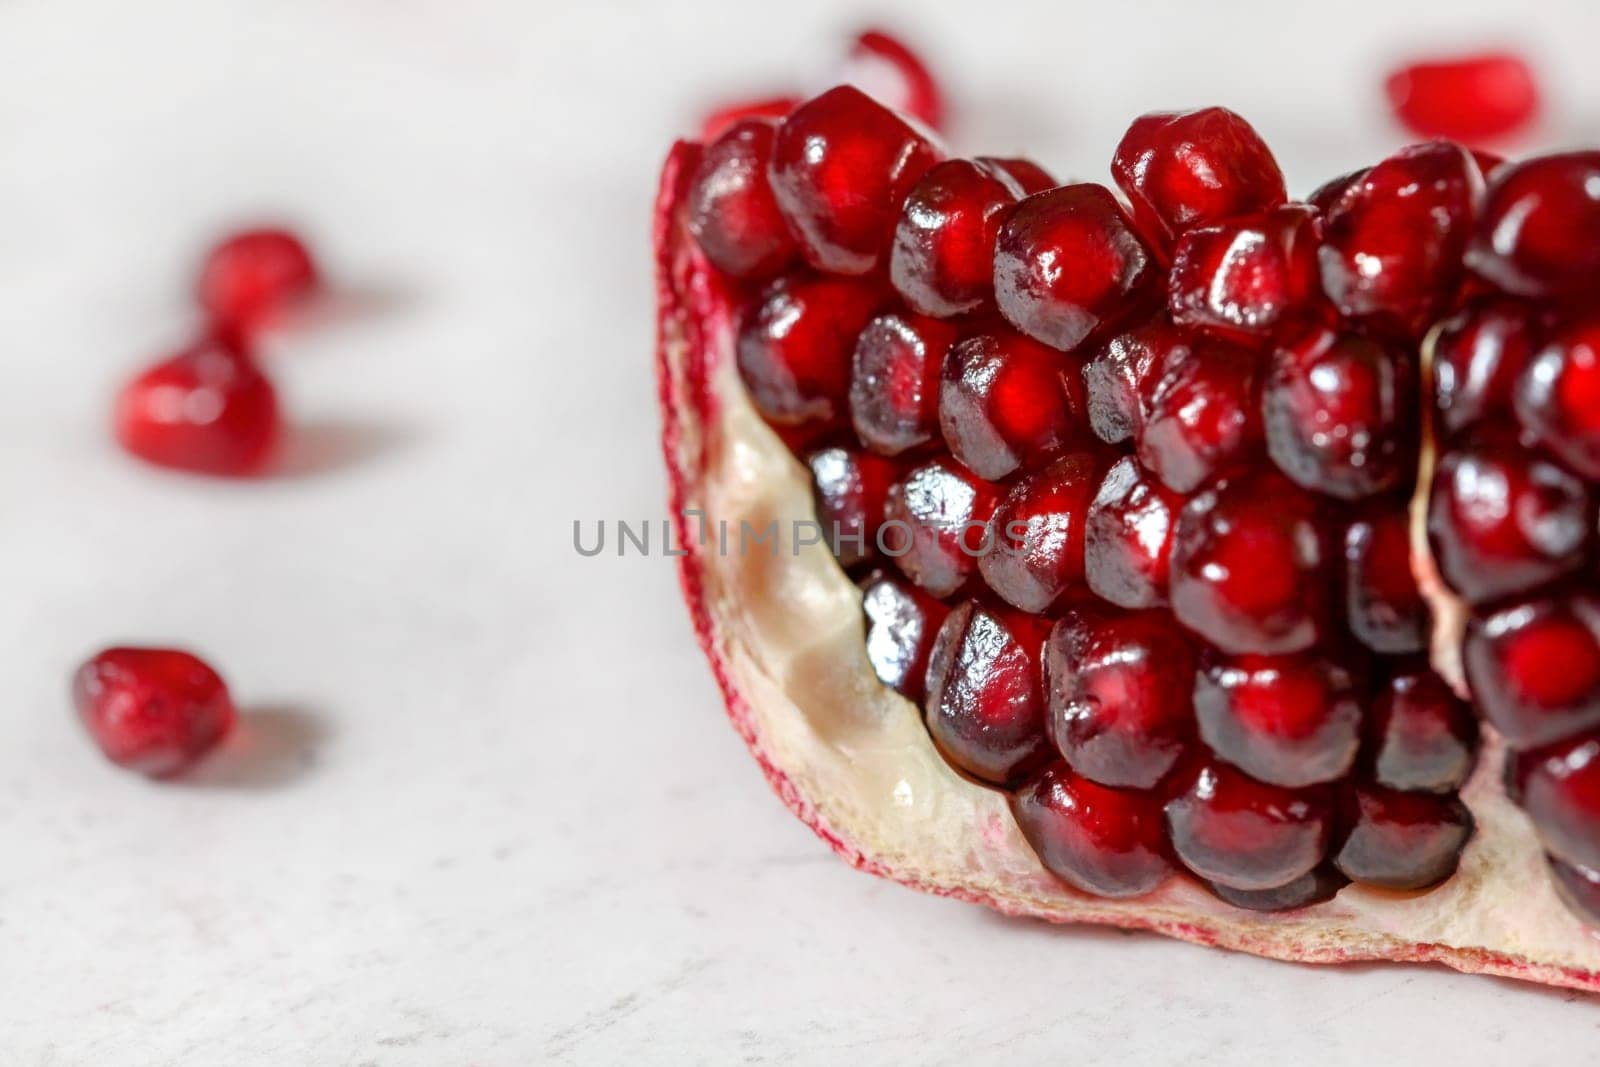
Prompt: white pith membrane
<box><xmin>654</xmin><ymin>142</ymin><xmax>1600</xmax><ymax>991</ymax></box>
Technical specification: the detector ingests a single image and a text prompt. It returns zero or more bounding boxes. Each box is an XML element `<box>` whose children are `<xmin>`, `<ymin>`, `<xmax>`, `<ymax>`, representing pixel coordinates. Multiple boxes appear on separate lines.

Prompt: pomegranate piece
<box><xmin>1169</xmin><ymin>472</ymin><xmax>1331</xmax><ymax>655</ymax></box>
<box><xmin>1514</xmin><ymin>730</ymin><xmax>1600</xmax><ymax>872</ymax></box>
<box><xmin>1317</xmin><ymin>142</ymin><xmax>1482</xmax><ymax>337</ymax></box>
<box><xmin>939</xmin><ymin>329</ymin><xmax>1086</xmax><ymax>480</ymax></box>
<box><xmin>114</xmin><ymin>335</ymin><xmax>280</xmax><ymax>477</ymax></box>
<box><xmin>1084</xmin><ymin>316</ymin><xmax>1179</xmax><ymax>445</ymax></box>
<box><xmin>882</xmin><ymin>457</ymin><xmax>1000</xmax><ymax>598</ymax></box>
<box><xmin>1010</xmin><ymin>763</ymin><xmax>1175</xmax><ymax>898</ymax></box>
<box><xmin>1431</xmin><ymin>298</ymin><xmax>1539</xmax><ymax>440</ymax></box>
<box><xmin>993</xmin><ymin>183</ymin><xmax>1155</xmax><ymax>352</ymax></box>
<box><xmin>735</xmin><ymin>274</ymin><xmax>883</xmax><ymax>427</ymax></box>
<box><xmin>1343</xmin><ymin>506</ymin><xmax>1427</xmax><ymax>655</ymax></box>
<box><xmin>1044</xmin><ymin>605</ymin><xmax>1196</xmax><ymax>789</ymax></box>
<box><xmin>1367</xmin><ymin>665</ymin><xmax>1478</xmax><ymax>793</ymax></box>
<box><xmin>1167</xmin><ymin>204</ymin><xmax>1321</xmax><ymax>340</ymax></box>
<box><xmin>1385</xmin><ymin>52</ymin><xmax>1539</xmax><ymax>143</ymax></box>
<box><xmin>1164</xmin><ymin>760</ymin><xmax>1333</xmax><ymax>891</ymax></box>
<box><xmin>699</xmin><ymin>96</ymin><xmax>798</xmax><ymax>142</ymax></box>
<box><xmin>197</xmin><ymin>227</ymin><xmax>317</xmax><ymax>333</ymax></box>
<box><xmin>1194</xmin><ymin>653</ymin><xmax>1363</xmax><ymax>788</ymax></box>
<box><xmin>687</xmin><ymin>118</ymin><xmax>796</xmax><ymax>280</ymax></box>
<box><xmin>1426</xmin><ymin>429</ymin><xmax>1592</xmax><ymax>606</ymax></box>
<box><xmin>859</xmin><ymin>569</ymin><xmax>950</xmax><ymax>703</ymax></box>
<box><xmin>1333</xmin><ymin>784</ymin><xmax>1474</xmax><ymax>891</ymax></box>
<box><xmin>1515</xmin><ymin>319</ymin><xmax>1600</xmax><ymax>480</ymax></box>
<box><xmin>73</xmin><ymin>647</ymin><xmax>236</xmax><ymax>777</ymax></box>
<box><xmin>1084</xmin><ymin>455</ymin><xmax>1182</xmax><ymax>610</ymax></box>
<box><xmin>848</xmin><ymin>311</ymin><xmax>958</xmax><ymax>455</ymax></box>
<box><xmin>1204</xmin><ymin>866</ymin><xmax>1347</xmax><ymax>912</ymax></box>
<box><xmin>1136</xmin><ymin>332</ymin><xmax>1263</xmax><ymax>493</ymax></box>
<box><xmin>890</xmin><ymin>159</ymin><xmax>1023</xmax><ymax>318</ymax></box>
<box><xmin>767</xmin><ymin>86</ymin><xmax>942</xmax><ymax>275</ymax></box>
<box><xmin>1110</xmin><ymin>108</ymin><xmax>1287</xmax><ymax>249</ymax></box>
<box><xmin>808</xmin><ymin>446</ymin><xmax>898</xmax><ymax>568</ymax></box>
<box><xmin>1464</xmin><ymin>593</ymin><xmax>1600</xmax><ymax>749</ymax></box>
<box><xmin>979</xmin><ymin>451</ymin><xmax>1104</xmax><ymax>613</ymax></box>
<box><xmin>981</xmin><ymin>157</ymin><xmax>1057</xmax><ymax>196</ymax></box>
<box><xmin>1466</xmin><ymin>152</ymin><xmax>1600</xmax><ymax>298</ymax></box>
<box><xmin>840</xmin><ymin>29</ymin><xmax>945</xmax><ymax>132</ymax></box>
<box><xmin>924</xmin><ymin>600</ymin><xmax>1052</xmax><ymax>787</ymax></box>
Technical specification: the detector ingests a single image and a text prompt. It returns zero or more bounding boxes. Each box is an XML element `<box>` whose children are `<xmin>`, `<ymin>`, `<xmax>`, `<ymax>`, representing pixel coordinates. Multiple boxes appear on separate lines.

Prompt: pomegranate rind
<box><xmin>654</xmin><ymin>142</ymin><xmax>1600</xmax><ymax>992</ymax></box>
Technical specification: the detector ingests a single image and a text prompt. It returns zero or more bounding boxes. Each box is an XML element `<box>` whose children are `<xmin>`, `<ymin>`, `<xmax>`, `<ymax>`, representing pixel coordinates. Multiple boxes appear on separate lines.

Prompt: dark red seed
<box><xmin>980</xmin><ymin>157</ymin><xmax>1057</xmax><ymax>195</ymax></box>
<box><xmin>979</xmin><ymin>451</ymin><xmax>1105</xmax><ymax>613</ymax></box>
<box><xmin>1136</xmin><ymin>333</ymin><xmax>1264</xmax><ymax>493</ymax></box>
<box><xmin>699</xmin><ymin>96</ymin><xmax>798</xmax><ymax>142</ymax></box>
<box><xmin>1515</xmin><ymin>319</ymin><xmax>1600</xmax><ymax>480</ymax></box>
<box><xmin>1548</xmin><ymin>855</ymin><xmax>1600</xmax><ymax>926</ymax></box>
<box><xmin>859</xmin><ymin>569</ymin><xmax>951</xmax><ymax>702</ymax></box>
<box><xmin>114</xmin><ymin>335</ymin><xmax>280</xmax><ymax>477</ymax></box>
<box><xmin>1514</xmin><ymin>730</ymin><xmax>1600</xmax><ymax>871</ymax></box>
<box><xmin>1110</xmin><ymin>108</ymin><xmax>1287</xmax><ymax>249</ymax></box>
<box><xmin>1084</xmin><ymin>316</ymin><xmax>1181</xmax><ymax>445</ymax></box>
<box><xmin>1431</xmin><ymin>298</ymin><xmax>1539</xmax><ymax>439</ymax></box>
<box><xmin>1385</xmin><ymin>52</ymin><xmax>1539</xmax><ymax>143</ymax></box>
<box><xmin>687</xmin><ymin>118</ymin><xmax>797</xmax><ymax>279</ymax></box>
<box><xmin>1168</xmin><ymin>204</ymin><xmax>1321</xmax><ymax>340</ymax></box>
<box><xmin>768</xmin><ymin>86</ymin><xmax>941</xmax><ymax>275</ymax></box>
<box><xmin>994</xmin><ymin>183</ymin><xmax>1155</xmax><ymax>352</ymax></box>
<box><xmin>1164</xmin><ymin>759</ymin><xmax>1333</xmax><ymax>891</ymax></box>
<box><xmin>1169</xmin><ymin>472</ymin><xmax>1331</xmax><ymax>655</ymax></box>
<box><xmin>1204</xmin><ymin>866</ymin><xmax>1347</xmax><ymax>911</ymax></box>
<box><xmin>735</xmin><ymin>274</ymin><xmax>883</xmax><ymax>426</ymax></box>
<box><xmin>1465</xmin><ymin>152</ymin><xmax>1600</xmax><ymax>298</ymax></box>
<box><xmin>808</xmin><ymin>446</ymin><xmax>898</xmax><ymax>568</ymax></box>
<box><xmin>924</xmin><ymin>600</ymin><xmax>1052</xmax><ymax>786</ymax></box>
<box><xmin>890</xmin><ymin>159</ymin><xmax>1024</xmax><ymax>317</ymax></box>
<box><xmin>1344</xmin><ymin>506</ymin><xmax>1427</xmax><ymax>655</ymax></box>
<box><xmin>197</xmin><ymin>228</ymin><xmax>317</xmax><ymax>333</ymax></box>
<box><xmin>940</xmin><ymin>329</ymin><xmax>1086</xmax><ymax>480</ymax></box>
<box><xmin>1464</xmin><ymin>593</ymin><xmax>1600</xmax><ymax>749</ymax></box>
<box><xmin>1045</xmin><ymin>605</ymin><xmax>1196</xmax><ymax>789</ymax></box>
<box><xmin>1010</xmin><ymin>762</ymin><xmax>1175</xmax><ymax>898</ymax></box>
<box><xmin>1084</xmin><ymin>455</ymin><xmax>1183</xmax><ymax>610</ymax></box>
<box><xmin>848</xmin><ymin>311</ymin><xmax>959</xmax><ymax>455</ymax></box>
<box><xmin>882</xmin><ymin>457</ymin><xmax>1000</xmax><ymax>597</ymax></box>
<box><xmin>1367</xmin><ymin>664</ymin><xmax>1479</xmax><ymax>793</ymax></box>
<box><xmin>841</xmin><ymin>29</ymin><xmax>945</xmax><ymax>131</ymax></box>
<box><xmin>73</xmin><ymin>647</ymin><xmax>236</xmax><ymax>777</ymax></box>
<box><xmin>1263</xmin><ymin>325</ymin><xmax>1417</xmax><ymax>500</ymax></box>
<box><xmin>1195</xmin><ymin>652</ymin><xmax>1363</xmax><ymax>788</ymax></box>
<box><xmin>1307</xmin><ymin>169</ymin><xmax>1366</xmax><ymax>216</ymax></box>
<box><xmin>1333</xmin><ymin>784</ymin><xmax>1474</xmax><ymax>891</ymax></box>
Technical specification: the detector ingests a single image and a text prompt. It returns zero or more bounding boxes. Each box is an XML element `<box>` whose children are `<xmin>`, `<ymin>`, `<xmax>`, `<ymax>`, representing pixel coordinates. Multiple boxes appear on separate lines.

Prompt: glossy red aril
<box><xmin>73</xmin><ymin>647</ymin><xmax>236</xmax><ymax>777</ymax></box>
<box><xmin>1204</xmin><ymin>866</ymin><xmax>1347</xmax><ymax>912</ymax></box>
<box><xmin>808</xmin><ymin>446</ymin><xmax>898</xmax><ymax>568</ymax></box>
<box><xmin>849</xmin><ymin>311</ymin><xmax>958</xmax><ymax>455</ymax></box>
<box><xmin>1367</xmin><ymin>665</ymin><xmax>1478</xmax><ymax>793</ymax></box>
<box><xmin>983</xmin><ymin>157</ymin><xmax>1057</xmax><ymax>196</ymax></box>
<box><xmin>1195</xmin><ymin>653</ymin><xmax>1362</xmax><ymax>788</ymax></box>
<box><xmin>1431</xmin><ymin>298</ymin><xmax>1539</xmax><ymax>439</ymax></box>
<box><xmin>1333</xmin><ymin>784</ymin><xmax>1474</xmax><ymax>890</ymax></box>
<box><xmin>1084</xmin><ymin>316</ymin><xmax>1179</xmax><ymax>445</ymax></box>
<box><xmin>1308</xmin><ymin>169</ymin><xmax>1366</xmax><ymax>215</ymax></box>
<box><xmin>939</xmin><ymin>329</ymin><xmax>1086</xmax><ymax>480</ymax></box>
<box><xmin>1164</xmin><ymin>760</ymin><xmax>1333</xmax><ymax>891</ymax></box>
<box><xmin>767</xmin><ymin>86</ymin><xmax>941</xmax><ymax>275</ymax></box>
<box><xmin>1010</xmin><ymin>763</ymin><xmax>1175</xmax><ymax>898</ymax></box>
<box><xmin>735</xmin><ymin>274</ymin><xmax>882</xmax><ymax>426</ymax></box>
<box><xmin>1167</xmin><ymin>205</ymin><xmax>1320</xmax><ymax>340</ymax></box>
<box><xmin>197</xmin><ymin>228</ymin><xmax>317</xmax><ymax>333</ymax></box>
<box><xmin>1111</xmin><ymin>108</ymin><xmax>1287</xmax><ymax>249</ymax></box>
<box><xmin>890</xmin><ymin>159</ymin><xmax>1024</xmax><ymax>317</ymax></box>
<box><xmin>114</xmin><ymin>335</ymin><xmax>280</xmax><ymax>476</ymax></box>
<box><xmin>1515</xmin><ymin>319</ymin><xmax>1600</xmax><ymax>480</ymax></box>
<box><xmin>1344</xmin><ymin>506</ymin><xmax>1427</xmax><ymax>655</ymax></box>
<box><xmin>687</xmin><ymin>118</ymin><xmax>796</xmax><ymax>279</ymax></box>
<box><xmin>1262</xmin><ymin>325</ymin><xmax>1416</xmax><ymax>500</ymax></box>
<box><xmin>859</xmin><ymin>569</ymin><xmax>950</xmax><ymax>702</ymax></box>
<box><xmin>1136</xmin><ymin>334</ymin><xmax>1263</xmax><ymax>493</ymax></box>
<box><xmin>1045</xmin><ymin>605</ymin><xmax>1196</xmax><ymax>789</ymax></box>
<box><xmin>1386</xmin><ymin>53</ymin><xmax>1539</xmax><ymax>143</ymax></box>
<box><xmin>923</xmin><ymin>600</ymin><xmax>1052</xmax><ymax>786</ymax></box>
<box><xmin>882</xmin><ymin>456</ymin><xmax>999</xmax><ymax>598</ymax></box>
<box><xmin>979</xmin><ymin>451</ymin><xmax>1104</xmax><ymax>613</ymax></box>
<box><xmin>1084</xmin><ymin>455</ymin><xmax>1182</xmax><ymax>610</ymax></box>
<box><xmin>1513</xmin><ymin>730</ymin><xmax>1600</xmax><ymax>871</ymax></box>
<box><xmin>700</xmin><ymin>96</ymin><xmax>798</xmax><ymax>142</ymax></box>
<box><xmin>840</xmin><ymin>29</ymin><xmax>945</xmax><ymax>133</ymax></box>
<box><xmin>1466</xmin><ymin>152</ymin><xmax>1600</xmax><ymax>298</ymax></box>
<box><xmin>994</xmin><ymin>183</ymin><xmax>1155</xmax><ymax>352</ymax></box>
<box><xmin>1464</xmin><ymin>593</ymin><xmax>1600</xmax><ymax>748</ymax></box>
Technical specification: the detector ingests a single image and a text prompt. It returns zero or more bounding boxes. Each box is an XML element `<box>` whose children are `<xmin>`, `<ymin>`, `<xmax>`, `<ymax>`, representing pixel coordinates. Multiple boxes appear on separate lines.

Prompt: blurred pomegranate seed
<box><xmin>699</xmin><ymin>96</ymin><xmax>798</xmax><ymax>142</ymax></box>
<box><xmin>74</xmin><ymin>647</ymin><xmax>236</xmax><ymax>777</ymax></box>
<box><xmin>114</xmin><ymin>334</ymin><xmax>280</xmax><ymax>476</ymax></box>
<box><xmin>840</xmin><ymin>29</ymin><xmax>945</xmax><ymax>130</ymax></box>
<box><xmin>1385</xmin><ymin>52</ymin><xmax>1539</xmax><ymax>144</ymax></box>
<box><xmin>197</xmin><ymin>228</ymin><xmax>317</xmax><ymax>334</ymax></box>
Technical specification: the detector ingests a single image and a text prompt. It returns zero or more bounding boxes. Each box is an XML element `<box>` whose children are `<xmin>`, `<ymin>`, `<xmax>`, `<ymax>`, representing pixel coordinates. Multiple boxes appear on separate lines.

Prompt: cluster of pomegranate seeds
<box><xmin>73</xmin><ymin>648</ymin><xmax>236</xmax><ymax>777</ymax></box>
<box><xmin>685</xmin><ymin>79</ymin><xmax>1600</xmax><ymax>919</ymax></box>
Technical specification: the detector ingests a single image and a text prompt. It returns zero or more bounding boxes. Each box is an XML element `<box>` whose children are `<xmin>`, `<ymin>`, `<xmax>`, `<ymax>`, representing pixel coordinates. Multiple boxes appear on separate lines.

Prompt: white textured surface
<box><xmin>3</xmin><ymin>1</ymin><xmax>1600</xmax><ymax>1063</ymax></box>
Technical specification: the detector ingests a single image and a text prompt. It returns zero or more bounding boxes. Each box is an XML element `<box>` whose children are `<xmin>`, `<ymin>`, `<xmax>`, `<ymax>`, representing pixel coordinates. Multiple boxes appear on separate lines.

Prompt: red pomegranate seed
<box><xmin>1343</xmin><ymin>505</ymin><xmax>1427</xmax><ymax>655</ymax></box>
<box><xmin>1385</xmin><ymin>52</ymin><xmax>1539</xmax><ymax>144</ymax></box>
<box><xmin>1110</xmin><ymin>108</ymin><xmax>1287</xmax><ymax>249</ymax></box>
<box><xmin>1317</xmin><ymin>142</ymin><xmax>1482</xmax><ymax>337</ymax></box>
<box><xmin>1426</xmin><ymin>428</ymin><xmax>1592</xmax><ymax>606</ymax></box>
<box><xmin>687</xmin><ymin>118</ymin><xmax>797</xmax><ymax>280</ymax></box>
<box><xmin>1044</xmin><ymin>605</ymin><xmax>1196</xmax><ymax>789</ymax></box>
<box><xmin>979</xmin><ymin>451</ymin><xmax>1106</xmax><ymax>613</ymax></box>
<box><xmin>882</xmin><ymin>456</ymin><xmax>1000</xmax><ymax>598</ymax></box>
<box><xmin>1367</xmin><ymin>664</ymin><xmax>1478</xmax><ymax>793</ymax></box>
<box><xmin>859</xmin><ymin>569</ymin><xmax>950</xmax><ymax>702</ymax></box>
<box><xmin>1084</xmin><ymin>316</ymin><xmax>1180</xmax><ymax>445</ymax></box>
<box><xmin>1465</xmin><ymin>152</ymin><xmax>1600</xmax><ymax>298</ymax></box>
<box><xmin>890</xmin><ymin>159</ymin><xmax>1024</xmax><ymax>317</ymax></box>
<box><xmin>735</xmin><ymin>274</ymin><xmax>883</xmax><ymax>427</ymax></box>
<box><xmin>1010</xmin><ymin>762</ymin><xmax>1175</xmax><ymax>898</ymax></box>
<box><xmin>1084</xmin><ymin>455</ymin><xmax>1182</xmax><ymax>610</ymax></box>
<box><xmin>924</xmin><ymin>600</ymin><xmax>1053</xmax><ymax>786</ymax></box>
<box><xmin>1262</xmin><ymin>325</ymin><xmax>1417</xmax><ymax>500</ymax></box>
<box><xmin>1515</xmin><ymin>318</ymin><xmax>1600</xmax><ymax>480</ymax></box>
<box><xmin>1513</xmin><ymin>730</ymin><xmax>1600</xmax><ymax>872</ymax></box>
<box><xmin>939</xmin><ymin>329</ymin><xmax>1087</xmax><ymax>480</ymax></box>
<box><xmin>1307</xmin><ymin>168</ymin><xmax>1366</xmax><ymax>216</ymax></box>
<box><xmin>114</xmin><ymin>335</ymin><xmax>280</xmax><ymax>477</ymax></box>
<box><xmin>993</xmin><ymin>183</ymin><xmax>1155</xmax><ymax>352</ymax></box>
<box><xmin>980</xmin><ymin>157</ymin><xmax>1057</xmax><ymax>195</ymax></box>
<box><xmin>1163</xmin><ymin>759</ymin><xmax>1333</xmax><ymax>891</ymax></box>
<box><xmin>1135</xmin><ymin>331</ymin><xmax>1263</xmax><ymax>493</ymax></box>
<box><xmin>1431</xmin><ymin>297</ymin><xmax>1539</xmax><ymax>440</ymax></box>
<box><xmin>848</xmin><ymin>311</ymin><xmax>958</xmax><ymax>455</ymax></box>
<box><xmin>808</xmin><ymin>446</ymin><xmax>898</xmax><ymax>568</ymax></box>
<box><xmin>1203</xmin><ymin>866</ymin><xmax>1347</xmax><ymax>911</ymax></box>
<box><xmin>197</xmin><ymin>228</ymin><xmax>317</xmax><ymax>334</ymax></box>
<box><xmin>1549</xmin><ymin>856</ymin><xmax>1600</xmax><ymax>925</ymax></box>
<box><xmin>1194</xmin><ymin>652</ymin><xmax>1363</xmax><ymax>788</ymax></box>
<box><xmin>699</xmin><ymin>96</ymin><xmax>798</xmax><ymax>142</ymax></box>
<box><xmin>1169</xmin><ymin>472</ymin><xmax>1331</xmax><ymax>655</ymax></box>
<box><xmin>73</xmin><ymin>647</ymin><xmax>236</xmax><ymax>777</ymax></box>
<box><xmin>1167</xmin><ymin>204</ymin><xmax>1321</xmax><ymax>341</ymax></box>
<box><xmin>840</xmin><ymin>29</ymin><xmax>945</xmax><ymax>131</ymax></box>
<box><xmin>768</xmin><ymin>86</ymin><xmax>942</xmax><ymax>275</ymax></box>
<box><xmin>1333</xmin><ymin>783</ymin><xmax>1474</xmax><ymax>890</ymax></box>
<box><xmin>1464</xmin><ymin>593</ymin><xmax>1600</xmax><ymax>748</ymax></box>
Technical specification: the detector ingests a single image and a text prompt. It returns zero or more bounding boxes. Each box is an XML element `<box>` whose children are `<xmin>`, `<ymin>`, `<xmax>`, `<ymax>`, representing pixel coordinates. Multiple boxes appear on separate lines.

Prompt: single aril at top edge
<box><xmin>657</xmin><ymin>82</ymin><xmax>1600</xmax><ymax>993</ymax></box>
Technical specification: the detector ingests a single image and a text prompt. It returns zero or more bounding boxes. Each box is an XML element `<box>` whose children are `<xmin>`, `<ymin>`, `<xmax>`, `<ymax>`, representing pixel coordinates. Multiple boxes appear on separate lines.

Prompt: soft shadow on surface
<box><xmin>273</xmin><ymin>417</ymin><xmax>421</xmax><ymax>478</ymax></box>
<box><xmin>182</xmin><ymin>704</ymin><xmax>328</xmax><ymax>789</ymax></box>
<box><xmin>284</xmin><ymin>280</ymin><xmax>421</xmax><ymax>332</ymax></box>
